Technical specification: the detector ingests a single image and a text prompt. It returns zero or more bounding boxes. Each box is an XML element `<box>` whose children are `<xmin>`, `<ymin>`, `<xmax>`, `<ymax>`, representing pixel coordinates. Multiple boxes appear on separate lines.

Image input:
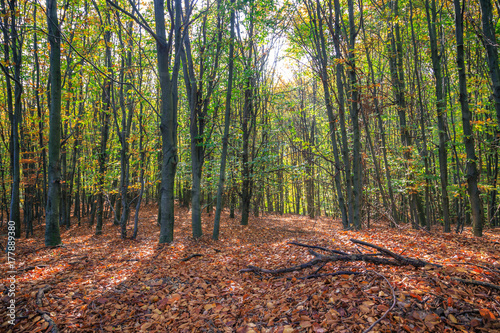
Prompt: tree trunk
<box><xmin>213</xmin><ymin>0</ymin><xmax>235</xmax><ymax>238</ymax></box>
<box><xmin>155</xmin><ymin>0</ymin><xmax>182</xmax><ymax>244</ymax></box>
<box><xmin>308</xmin><ymin>0</ymin><xmax>348</xmax><ymax>228</ymax></box>
<box><xmin>454</xmin><ymin>0</ymin><xmax>483</xmax><ymax>236</ymax></box>
<box><xmin>95</xmin><ymin>8</ymin><xmax>112</xmax><ymax>236</ymax></box>
<box><xmin>347</xmin><ymin>0</ymin><xmax>362</xmax><ymax>230</ymax></box>
<box><xmin>410</xmin><ymin>0</ymin><xmax>431</xmax><ymax>228</ymax></box>
<box><xmin>425</xmin><ymin>0</ymin><xmax>451</xmax><ymax>232</ymax></box>
<box><xmin>45</xmin><ymin>0</ymin><xmax>62</xmax><ymax>246</ymax></box>
<box><xmin>1</xmin><ymin>0</ymin><xmax>22</xmax><ymax>238</ymax></box>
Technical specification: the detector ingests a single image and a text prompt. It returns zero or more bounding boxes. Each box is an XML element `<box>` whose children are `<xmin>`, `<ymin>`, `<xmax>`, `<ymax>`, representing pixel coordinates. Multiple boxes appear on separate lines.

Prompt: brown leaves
<box><xmin>2</xmin><ymin>206</ymin><xmax>500</xmax><ymax>332</ymax></box>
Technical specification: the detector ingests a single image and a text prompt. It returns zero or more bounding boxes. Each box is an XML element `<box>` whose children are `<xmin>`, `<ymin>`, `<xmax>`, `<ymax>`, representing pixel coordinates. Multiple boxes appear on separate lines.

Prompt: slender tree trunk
<box><xmin>309</xmin><ymin>0</ymin><xmax>348</xmax><ymax>228</ymax></box>
<box><xmin>45</xmin><ymin>0</ymin><xmax>62</xmax><ymax>246</ymax></box>
<box><xmin>96</xmin><ymin>9</ymin><xmax>112</xmax><ymax>235</ymax></box>
<box><xmin>410</xmin><ymin>0</ymin><xmax>431</xmax><ymax>228</ymax></box>
<box><xmin>425</xmin><ymin>0</ymin><xmax>451</xmax><ymax>232</ymax></box>
<box><xmin>240</xmin><ymin>3</ymin><xmax>255</xmax><ymax>226</ymax></box>
<box><xmin>213</xmin><ymin>0</ymin><xmax>235</xmax><ymax>238</ymax></box>
<box><xmin>454</xmin><ymin>0</ymin><xmax>483</xmax><ymax>236</ymax></box>
<box><xmin>133</xmin><ymin>97</ymin><xmax>145</xmax><ymax>239</ymax></box>
<box><xmin>347</xmin><ymin>0</ymin><xmax>362</xmax><ymax>230</ymax></box>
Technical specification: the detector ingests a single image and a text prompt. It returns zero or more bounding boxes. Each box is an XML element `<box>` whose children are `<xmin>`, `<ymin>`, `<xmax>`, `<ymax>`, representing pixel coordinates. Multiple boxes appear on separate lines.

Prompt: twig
<box><xmin>300</xmin><ymin>270</ymin><xmax>361</xmax><ymax>280</ymax></box>
<box><xmin>452</xmin><ymin>278</ymin><xmax>500</xmax><ymax>291</ymax></box>
<box><xmin>288</xmin><ymin>241</ymin><xmax>348</xmax><ymax>255</ymax></box>
<box><xmin>350</xmin><ymin>239</ymin><xmax>441</xmax><ymax>268</ymax></box>
<box><xmin>447</xmin><ymin>262</ymin><xmax>500</xmax><ymax>274</ymax></box>
<box><xmin>181</xmin><ymin>254</ymin><xmax>203</xmax><ymax>262</ymax></box>
<box><xmin>362</xmin><ymin>271</ymin><xmax>396</xmax><ymax>333</ymax></box>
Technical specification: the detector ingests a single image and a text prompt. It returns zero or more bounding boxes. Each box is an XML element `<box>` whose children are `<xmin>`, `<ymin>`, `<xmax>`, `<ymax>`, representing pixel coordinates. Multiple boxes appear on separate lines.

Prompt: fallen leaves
<box><xmin>1</xmin><ymin>205</ymin><xmax>500</xmax><ymax>332</ymax></box>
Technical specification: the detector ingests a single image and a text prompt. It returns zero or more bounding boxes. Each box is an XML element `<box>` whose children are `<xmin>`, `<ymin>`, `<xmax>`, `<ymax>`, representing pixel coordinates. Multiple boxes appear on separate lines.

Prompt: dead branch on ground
<box><xmin>453</xmin><ymin>278</ymin><xmax>500</xmax><ymax>291</ymax></box>
<box><xmin>240</xmin><ymin>239</ymin><xmax>441</xmax><ymax>276</ymax></box>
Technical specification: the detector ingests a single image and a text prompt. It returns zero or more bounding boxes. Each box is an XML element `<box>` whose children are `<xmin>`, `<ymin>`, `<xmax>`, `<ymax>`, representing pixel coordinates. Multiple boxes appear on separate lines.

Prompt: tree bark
<box><xmin>454</xmin><ymin>0</ymin><xmax>483</xmax><ymax>236</ymax></box>
<box><xmin>45</xmin><ymin>0</ymin><xmax>62</xmax><ymax>246</ymax></box>
<box><xmin>155</xmin><ymin>0</ymin><xmax>182</xmax><ymax>243</ymax></box>
<box><xmin>347</xmin><ymin>0</ymin><xmax>362</xmax><ymax>230</ymax></box>
<box><xmin>425</xmin><ymin>0</ymin><xmax>451</xmax><ymax>232</ymax></box>
<box><xmin>213</xmin><ymin>0</ymin><xmax>236</xmax><ymax>240</ymax></box>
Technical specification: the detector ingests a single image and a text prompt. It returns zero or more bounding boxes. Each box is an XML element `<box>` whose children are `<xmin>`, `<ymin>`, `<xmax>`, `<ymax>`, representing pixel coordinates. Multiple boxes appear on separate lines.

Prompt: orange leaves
<box><xmin>3</xmin><ymin>206</ymin><xmax>500</xmax><ymax>332</ymax></box>
<box><xmin>479</xmin><ymin>308</ymin><xmax>496</xmax><ymax>321</ymax></box>
<box><xmin>409</xmin><ymin>292</ymin><xmax>422</xmax><ymax>301</ymax></box>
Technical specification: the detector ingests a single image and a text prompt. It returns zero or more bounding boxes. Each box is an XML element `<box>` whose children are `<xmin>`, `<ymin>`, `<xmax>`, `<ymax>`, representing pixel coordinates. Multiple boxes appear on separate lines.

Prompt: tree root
<box><xmin>36</xmin><ymin>286</ymin><xmax>59</xmax><ymax>332</ymax></box>
<box><xmin>36</xmin><ymin>286</ymin><xmax>51</xmax><ymax>307</ymax></box>
<box><xmin>36</xmin><ymin>310</ymin><xmax>59</xmax><ymax>333</ymax></box>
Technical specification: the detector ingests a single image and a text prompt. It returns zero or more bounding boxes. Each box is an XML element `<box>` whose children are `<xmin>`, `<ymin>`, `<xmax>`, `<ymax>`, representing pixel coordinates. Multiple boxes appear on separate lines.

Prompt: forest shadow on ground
<box><xmin>2</xmin><ymin>204</ymin><xmax>500</xmax><ymax>332</ymax></box>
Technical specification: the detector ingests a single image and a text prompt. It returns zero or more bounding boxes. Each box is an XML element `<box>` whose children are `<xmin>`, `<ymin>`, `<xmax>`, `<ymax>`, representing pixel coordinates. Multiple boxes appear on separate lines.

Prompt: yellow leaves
<box><xmin>204</xmin><ymin>303</ymin><xmax>215</xmax><ymax>311</ymax></box>
<box><xmin>140</xmin><ymin>321</ymin><xmax>153</xmax><ymax>331</ymax></box>
<box><xmin>448</xmin><ymin>313</ymin><xmax>459</xmax><ymax>324</ymax></box>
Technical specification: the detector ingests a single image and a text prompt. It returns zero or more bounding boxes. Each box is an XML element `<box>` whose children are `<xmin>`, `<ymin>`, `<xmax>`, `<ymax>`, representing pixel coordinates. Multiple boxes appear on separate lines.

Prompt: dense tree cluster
<box><xmin>1</xmin><ymin>0</ymin><xmax>499</xmax><ymax>244</ymax></box>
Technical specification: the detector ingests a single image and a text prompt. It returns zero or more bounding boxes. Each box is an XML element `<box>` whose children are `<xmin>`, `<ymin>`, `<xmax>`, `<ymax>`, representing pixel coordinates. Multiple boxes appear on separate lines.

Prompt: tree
<box><xmin>1</xmin><ymin>0</ymin><xmax>22</xmax><ymax>238</ymax></box>
<box><xmin>425</xmin><ymin>0</ymin><xmax>451</xmax><ymax>232</ymax></box>
<box><xmin>181</xmin><ymin>0</ymin><xmax>222</xmax><ymax>238</ymax></box>
<box><xmin>154</xmin><ymin>0</ymin><xmax>183</xmax><ymax>243</ymax></box>
<box><xmin>45</xmin><ymin>0</ymin><xmax>62</xmax><ymax>247</ymax></box>
<box><xmin>213</xmin><ymin>0</ymin><xmax>236</xmax><ymax>240</ymax></box>
<box><xmin>454</xmin><ymin>0</ymin><xmax>482</xmax><ymax>236</ymax></box>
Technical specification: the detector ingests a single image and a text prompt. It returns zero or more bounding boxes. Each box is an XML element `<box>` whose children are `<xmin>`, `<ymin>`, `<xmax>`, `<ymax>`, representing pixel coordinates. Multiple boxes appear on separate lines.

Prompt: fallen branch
<box><xmin>241</xmin><ymin>239</ymin><xmax>441</xmax><ymax>277</ymax></box>
<box><xmin>452</xmin><ymin>278</ymin><xmax>500</xmax><ymax>291</ymax></box>
<box><xmin>288</xmin><ymin>241</ymin><xmax>348</xmax><ymax>255</ymax></box>
<box><xmin>181</xmin><ymin>254</ymin><xmax>203</xmax><ymax>262</ymax></box>
<box><xmin>349</xmin><ymin>239</ymin><xmax>441</xmax><ymax>268</ymax></box>
<box><xmin>300</xmin><ymin>270</ymin><xmax>361</xmax><ymax>280</ymax></box>
<box><xmin>241</xmin><ymin>257</ymin><xmax>324</xmax><ymax>275</ymax></box>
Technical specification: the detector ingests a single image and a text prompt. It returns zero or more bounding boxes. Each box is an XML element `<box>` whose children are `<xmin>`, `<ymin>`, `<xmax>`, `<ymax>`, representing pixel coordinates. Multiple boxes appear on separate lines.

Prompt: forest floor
<box><xmin>2</xmin><ymin>204</ymin><xmax>500</xmax><ymax>333</ymax></box>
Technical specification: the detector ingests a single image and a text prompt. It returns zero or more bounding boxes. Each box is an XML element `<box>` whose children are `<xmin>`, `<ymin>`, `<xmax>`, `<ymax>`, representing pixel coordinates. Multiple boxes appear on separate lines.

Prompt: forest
<box><xmin>1</xmin><ymin>0</ymin><xmax>500</xmax><ymax>332</ymax></box>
